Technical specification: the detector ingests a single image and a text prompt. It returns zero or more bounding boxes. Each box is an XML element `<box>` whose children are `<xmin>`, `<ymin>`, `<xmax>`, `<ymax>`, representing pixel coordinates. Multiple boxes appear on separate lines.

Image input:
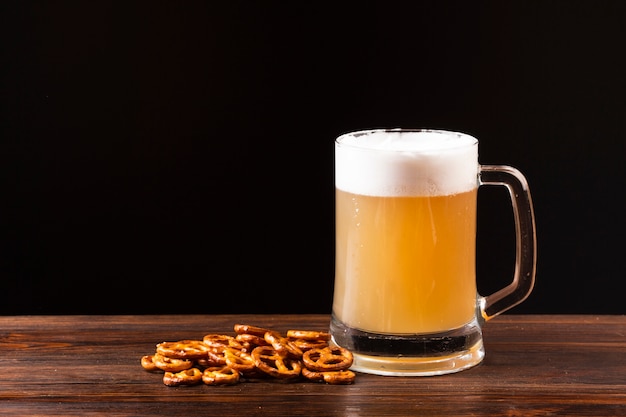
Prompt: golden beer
<box><xmin>330</xmin><ymin>128</ymin><xmax>536</xmax><ymax>376</ymax></box>
<box><xmin>333</xmin><ymin>188</ymin><xmax>478</xmax><ymax>335</ymax></box>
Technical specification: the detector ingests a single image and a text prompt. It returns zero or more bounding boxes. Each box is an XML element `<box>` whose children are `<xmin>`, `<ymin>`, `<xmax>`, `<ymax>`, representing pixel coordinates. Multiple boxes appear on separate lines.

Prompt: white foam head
<box><xmin>335</xmin><ymin>129</ymin><xmax>478</xmax><ymax>197</ymax></box>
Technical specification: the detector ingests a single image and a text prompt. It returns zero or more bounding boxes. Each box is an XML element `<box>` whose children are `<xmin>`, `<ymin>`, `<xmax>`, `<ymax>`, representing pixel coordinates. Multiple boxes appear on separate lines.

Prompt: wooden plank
<box><xmin>1</xmin><ymin>315</ymin><xmax>625</xmax><ymax>416</ymax></box>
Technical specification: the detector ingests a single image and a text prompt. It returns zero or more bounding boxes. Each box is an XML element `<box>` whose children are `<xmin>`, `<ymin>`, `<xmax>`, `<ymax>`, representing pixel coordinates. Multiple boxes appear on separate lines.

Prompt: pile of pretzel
<box><xmin>140</xmin><ymin>324</ymin><xmax>355</xmax><ymax>386</ymax></box>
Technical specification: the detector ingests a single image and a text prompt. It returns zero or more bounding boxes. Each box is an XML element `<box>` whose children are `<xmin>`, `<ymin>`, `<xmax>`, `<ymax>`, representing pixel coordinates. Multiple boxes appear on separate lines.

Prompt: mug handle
<box><xmin>478</xmin><ymin>165</ymin><xmax>537</xmax><ymax>321</ymax></box>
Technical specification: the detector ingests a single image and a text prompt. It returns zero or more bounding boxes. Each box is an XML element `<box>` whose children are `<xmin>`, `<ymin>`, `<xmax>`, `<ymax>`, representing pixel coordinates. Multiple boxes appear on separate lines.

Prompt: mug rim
<box><xmin>335</xmin><ymin>128</ymin><xmax>478</xmax><ymax>151</ymax></box>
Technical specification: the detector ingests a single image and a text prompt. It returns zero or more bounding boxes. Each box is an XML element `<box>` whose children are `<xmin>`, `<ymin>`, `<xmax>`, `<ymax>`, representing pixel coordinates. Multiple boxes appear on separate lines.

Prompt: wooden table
<box><xmin>1</xmin><ymin>314</ymin><xmax>625</xmax><ymax>416</ymax></box>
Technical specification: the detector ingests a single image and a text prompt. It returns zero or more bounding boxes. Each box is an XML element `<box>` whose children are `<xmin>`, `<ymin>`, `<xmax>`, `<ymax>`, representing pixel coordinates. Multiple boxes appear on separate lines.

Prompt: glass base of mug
<box><xmin>330</xmin><ymin>315</ymin><xmax>485</xmax><ymax>376</ymax></box>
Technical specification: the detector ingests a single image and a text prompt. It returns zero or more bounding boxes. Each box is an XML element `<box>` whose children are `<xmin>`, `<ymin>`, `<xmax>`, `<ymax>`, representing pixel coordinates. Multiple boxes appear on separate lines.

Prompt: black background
<box><xmin>1</xmin><ymin>1</ymin><xmax>624</xmax><ymax>315</ymax></box>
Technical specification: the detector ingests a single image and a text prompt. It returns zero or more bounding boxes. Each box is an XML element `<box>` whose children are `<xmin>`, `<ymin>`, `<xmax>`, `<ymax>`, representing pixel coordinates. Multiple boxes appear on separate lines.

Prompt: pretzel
<box><xmin>235</xmin><ymin>333</ymin><xmax>268</xmax><ymax>348</ymax></box>
<box><xmin>163</xmin><ymin>368</ymin><xmax>203</xmax><ymax>386</ymax></box>
<box><xmin>140</xmin><ymin>354</ymin><xmax>159</xmax><ymax>372</ymax></box>
<box><xmin>301</xmin><ymin>366</ymin><xmax>324</xmax><ymax>382</ymax></box>
<box><xmin>251</xmin><ymin>346</ymin><xmax>302</xmax><ymax>379</ymax></box>
<box><xmin>322</xmin><ymin>370</ymin><xmax>356</xmax><ymax>385</ymax></box>
<box><xmin>202</xmin><ymin>366</ymin><xmax>240</xmax><ymax>385</ymax></box>
<box><xmin>301</xmin><ymin>367</ymin><xmax>356</xmax><ymax>385</ymax></box>
<box><xmin>140</xmin><ymin>324</ymin><xmax>357</xmax><ymax>387</ymax></box>
<box><xmin>286</xmin><ymin>330</ymin><xmax>330</xmax><ymax>351</ymax></box>
<box><xmin>234</xmin><ymin>324</ymin><xmax>274</xmax><ymax>337</ymax></box>
<box><xmin>156</xmin><ymin>340</ymin><xmax>210</xmax><ymax>359</ymax></box>
<box><xmin>224</xmin><ymin>347</ymin><xmax>256</xmax><ymax>372</ymax></box>
<box><xmin>202</xmin><ymin>334</ymin><xmax>236</xmax><ymax>348</ymax></box>
<box><xmin>197</xmin><ymin>349</ymin><xmax>227</xmax><ymax>367</ymax></box>
<box><xmin>302</xmin><ymin>346</ymin><xmax>353</xmax><ymax>372</ymax></box>
<box><xmin>264</xmin><ymin>331</ymin><xmax>303</xmax><ymax>359</ymax></box>
<box><xmin>286</xmin><ymin>330</ymin><xmax>331</xmax><ymax>341</ymax></box>
<box><xmin>290</xmin><ymin>338</ymin><xmax>329</xmax><ymax>352</ymax></box>
<box><xmin>152</xmin><ymin>352</ymin><xmax>194</xmax><ymax>372</ymax></box>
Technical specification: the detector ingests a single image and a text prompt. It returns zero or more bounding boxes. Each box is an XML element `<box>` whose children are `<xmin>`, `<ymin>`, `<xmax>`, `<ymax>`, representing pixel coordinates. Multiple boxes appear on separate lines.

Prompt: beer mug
<box><xmin>330</xmin><ymin>128</ymin><xmax>536</xmax><ymax>376</ymax></box>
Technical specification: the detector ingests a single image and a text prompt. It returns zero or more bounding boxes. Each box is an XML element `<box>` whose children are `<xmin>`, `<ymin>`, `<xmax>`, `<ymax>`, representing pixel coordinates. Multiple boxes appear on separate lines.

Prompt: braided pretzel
<box><xmin>152</xmin><ymin>352</ymin><xmax>194</xmax><ymax>372</ymax></box>
<box><xmin>162</xmin><ymin>368</ymin><xmax>203</xmax><ymax>386</ymax></box>
<box><xmin>251</xmin><ymin>346</ymin><xmax>302</xmax><ymax>379</ymax></box>
<box><xmin>302</xmin><ymin>346</ymin><xmax>353</xmax><ymax>372</ymax></box>
<box><xmin>156</xmin><ymin>340</ymin><xmax>210</xmax><ymax>359</ymax></box>
<box><xmin>202</xmin><ymin>366</ymin><xmax>240</xmax><ymax>385</ymax></box>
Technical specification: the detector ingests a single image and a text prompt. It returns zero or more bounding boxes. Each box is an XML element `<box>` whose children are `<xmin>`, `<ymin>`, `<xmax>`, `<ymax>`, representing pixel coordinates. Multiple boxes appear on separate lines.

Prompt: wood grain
<box><xmin>1</xmin><ymin>314</ymin><xmax>625</xmax><ymax>416</ymax></box>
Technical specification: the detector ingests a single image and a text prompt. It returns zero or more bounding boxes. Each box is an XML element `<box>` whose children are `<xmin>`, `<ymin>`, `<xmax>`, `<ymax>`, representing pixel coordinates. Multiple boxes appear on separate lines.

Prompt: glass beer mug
<box><xmin>330</xmin><ymin>129</ymin><xmax>536</xmax><ymax>376</ymax></box>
